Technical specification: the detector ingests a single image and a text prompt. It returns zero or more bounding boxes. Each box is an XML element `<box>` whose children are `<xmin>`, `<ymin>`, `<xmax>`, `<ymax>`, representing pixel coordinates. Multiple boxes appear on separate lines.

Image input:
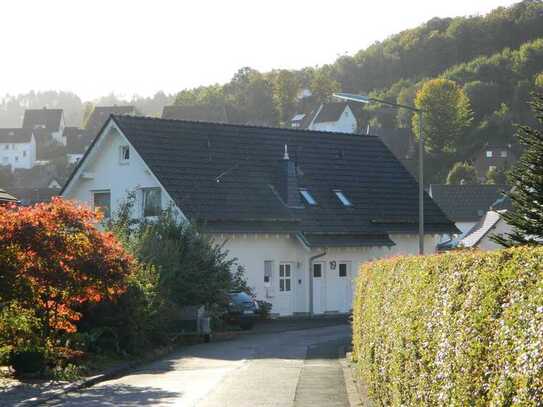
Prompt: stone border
<box><xmin>340</xmin><ymin>349</ymin><xmax>373</xmax><ymax>407</ymax></box>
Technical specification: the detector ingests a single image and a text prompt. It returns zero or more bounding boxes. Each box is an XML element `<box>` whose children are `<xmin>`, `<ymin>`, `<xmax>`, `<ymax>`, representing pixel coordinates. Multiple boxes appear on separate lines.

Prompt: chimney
<box><xmin>278</xmin><ymin>144</ymin><xmax>301</xmax><ymax>207</ymax></box>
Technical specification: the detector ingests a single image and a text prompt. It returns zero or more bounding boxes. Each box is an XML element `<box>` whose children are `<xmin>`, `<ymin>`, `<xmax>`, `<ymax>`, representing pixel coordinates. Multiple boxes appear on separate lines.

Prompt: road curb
<box><xmin>17</xmin><ymin>345</ymin><xmax>178</xmax><ymax>406</ymax></box>
<box><xmin>340</xmin><ymin>349</ymin><xmax>372</xmax><ymax>407</ymax></box>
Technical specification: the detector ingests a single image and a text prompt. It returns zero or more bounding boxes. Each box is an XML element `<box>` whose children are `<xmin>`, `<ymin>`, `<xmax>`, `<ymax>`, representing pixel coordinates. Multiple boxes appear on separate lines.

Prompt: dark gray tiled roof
<box><xmin>430</xmin><ymin>184</ymin><xmax>507</xmax><ymax>222</ymax></box>
<box><xmin>65</xmin><ymin>127</ymin><xmax>93</xmax><ymax>154</ymax></box>
<box><xmin>162</xmin><ymin>105</ymin><xmax>228</xmax><ymax>123</ymax></box>
<box><xmin>89</xmin><ymin>116</ymin><xmax>455</xmax><ymax>240</ymax></box>
<box><xmin>313</xmin><ymin>102</ymin><xmax>351</xmax><ymax>123</ymax></box>
<box><xmin>0</xmin><ymin>128</ymin><xmax>33</xmax><ymax>143</ymax></box>
<box><xmin>22</xmin><ymin>109</ymin><xmax>63</xmax><ymax>132</ymax></box>
<box><xmin>85</xmin><ymin>106</ymin><xmax>135</xmax><ymax>136</ymax></box>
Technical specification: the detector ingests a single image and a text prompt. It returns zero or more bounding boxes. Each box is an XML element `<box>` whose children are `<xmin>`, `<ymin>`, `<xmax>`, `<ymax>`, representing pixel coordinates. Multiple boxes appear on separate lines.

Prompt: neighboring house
<box><xmin>0</xmin><ymin>129</ymin><xmax>37</xmax><ymax>171</ymax></box>
<box><xmin>85</xmin><ymin>106</ymin><xmax>135</xmax><ymax>137</ymax></box>
<box><xmin>291</xmin><ymin>102</ymin><xmax>360</xmax><ymax>134</ymax></box>
<box><xmin>439</xmin><ymin>196</ymin><xmax>513</xmax><ymax>252</ymax></box>
<box><xmin>162</xmin><ymin>105</ymin><xmax>229</xmax><ymax>123</ymax></box>
<box><xmin>22</xmin><ymin>108</ymin><xmax>66</xmax><ymax>146</ymax></box>
<box><xmin>0</xmin><ymin>188</ymin><xmax>19</xmax><ymax>205</ymax></box>
<box><xmin>13</xmin><ymin>165</ymin><xmax>62</xmax><ymax>190</ymax></box>
<box><xmin>473</xmin><ymin>144</ymin><xmax>516</xmax><ymax>181</ymax></box>
<box><xmin>65</xmin><ymin>127</ymin><xmax>93</xmax><ymax>164</ymax></box>
<box><xmin>7</xmin><ymin>187</ymin><xmax>60</xmax><ymax>206</ymax></box>
<box><xmin>429</xmin><ymin>184</ymin><xmax>506</xmax><ymax>237</ymax></box>
<box><xmin>61</xmin><ymin>116</ymin><xmax>456</xmax><ymax>316</ymax></box>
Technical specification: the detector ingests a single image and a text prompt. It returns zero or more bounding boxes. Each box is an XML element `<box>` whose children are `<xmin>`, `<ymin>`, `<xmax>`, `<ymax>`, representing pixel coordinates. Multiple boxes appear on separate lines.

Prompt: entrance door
<box><xmin>312</xmin><ymin>262</ymin><xmax>326</xmax><ymax>314</ymax></box>
<box><xmin>325</xmin><ymin>261</ymin><xmax>352</xmax><ymax>313</ymax></box>
<box><xmin>276</xmin><ymin>263</ymin><xmax>294</xmax><ymax>315</ymax></box>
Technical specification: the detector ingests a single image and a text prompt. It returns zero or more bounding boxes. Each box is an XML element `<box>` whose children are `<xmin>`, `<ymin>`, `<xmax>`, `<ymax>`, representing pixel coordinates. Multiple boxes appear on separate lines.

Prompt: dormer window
<box><xmin>299</xmin><ymin>189</ymin><xmax>317</xmax><ymax>206</ymax></box>
<box><xmin>119</xmin><ymin>145</ymin><xmax>130</xmax><ymax>163</ymax></box>
<box><xmin>334</xmin><ymin>190</ymin><xmax>352</xmax><ymax>207</ymax></box>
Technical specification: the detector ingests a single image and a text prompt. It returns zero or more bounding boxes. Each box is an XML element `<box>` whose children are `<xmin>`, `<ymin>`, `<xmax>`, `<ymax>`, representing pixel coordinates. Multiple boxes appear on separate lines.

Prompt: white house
<box><xmin>429</xmin><ymin>184</ymin><xmax>506</xmax><ymax>239</ymax></box>
<box><xmin>65</xmin><ymin>127</ymin><xmax>93</xmax><ymax>164</ymax></box>
<box><xmin>61</xmin><ymin>116</ymin><xmax>456</xmax><ymax>316</ymax></box>
<box><xmin>22</xmin><ymin>108</ymin><xmax>66</xmax><ymax>146</ymax></box>
<box><xmin>291</xmin><ymin>102</ymin><xmax>359</xmax><ymax>134</ymax></box>
<box><xmin>0</xmin><ymin>129</ymin><xmax>37</xmax><ymax>171</ymax></box>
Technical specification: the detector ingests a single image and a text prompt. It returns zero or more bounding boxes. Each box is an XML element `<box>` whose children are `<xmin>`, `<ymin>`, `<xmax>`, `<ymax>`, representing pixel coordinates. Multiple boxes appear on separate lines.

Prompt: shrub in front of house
<box><xmin>352</xmin><ymin>246</ymin><xmax>543</xmax><ymax>406</ymax></box>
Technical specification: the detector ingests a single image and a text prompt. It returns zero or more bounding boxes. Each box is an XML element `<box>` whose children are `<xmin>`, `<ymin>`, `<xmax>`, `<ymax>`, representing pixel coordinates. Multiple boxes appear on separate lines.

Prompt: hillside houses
<box><xmin>23</xmin><ymin>108</ymin><xmax>66</xmax><ymax>146</ymax></box>
<box><xmin>0</xmin><ymin>129</ymin><xmax>36</xmax><ymax>171</ymax></box>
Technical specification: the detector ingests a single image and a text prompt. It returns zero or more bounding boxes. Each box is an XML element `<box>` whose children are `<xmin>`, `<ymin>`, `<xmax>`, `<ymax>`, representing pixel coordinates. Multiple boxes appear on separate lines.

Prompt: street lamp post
<box><xmin>333</xmin><ymin>93</ymin><xmax>425</xmax><ymax>255</ymax></box>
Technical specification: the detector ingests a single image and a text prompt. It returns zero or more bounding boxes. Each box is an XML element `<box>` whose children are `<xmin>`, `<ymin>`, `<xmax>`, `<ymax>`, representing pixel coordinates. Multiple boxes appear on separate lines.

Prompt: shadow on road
<box><xmin>48</xmin><ymin>384</ymin><xmax>180</xmax><ymax>406</ymax></box>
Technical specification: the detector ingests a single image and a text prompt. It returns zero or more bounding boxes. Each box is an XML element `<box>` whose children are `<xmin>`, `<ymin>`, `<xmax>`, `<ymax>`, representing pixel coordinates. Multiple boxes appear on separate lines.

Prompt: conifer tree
<box><xmin>494</xmin><ymin>93</ymin><xmax>543</xmax><ymax>247</ymax></box>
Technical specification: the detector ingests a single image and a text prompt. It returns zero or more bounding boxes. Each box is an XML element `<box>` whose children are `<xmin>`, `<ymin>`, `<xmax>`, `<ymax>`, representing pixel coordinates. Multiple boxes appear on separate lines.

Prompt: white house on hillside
<box><xmin>22</xmin><ymin>108</ymin><xmax>66</xmax><ymax>146</ymax></box>
<box><xmin>291</xmin><ymin>102</ymin><xmax>359</xmax><ymax>134</ymax></box>
<box><xmin>61</xmin><ymin>116</ymin><xmax>456</xmax><ymax>316</ymax></box>
<box><xmin>0</xmin><ymin>129</ymin><xmax>37</xmax><ymax>171</ymax></box>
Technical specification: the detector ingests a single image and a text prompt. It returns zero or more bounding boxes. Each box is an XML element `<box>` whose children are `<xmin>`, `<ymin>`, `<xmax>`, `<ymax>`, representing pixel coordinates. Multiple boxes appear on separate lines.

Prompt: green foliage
<box><xmin>352</xmin><ymin>246</ymin><xmax>543</xmax><ymax>406</ymax></box>
<box><xmin>310</xmin><ymin>69</ymin><xmax>340</xmax><ymax>104</ymax></box>
<box><xmin>446</xmin><ymin>162</ymin><xmax>479</xmax><ymax>185</ymax></box>
<box><xmin>485</xmin><ymin>166</ymin><xmax>508</xmax><ymax>185</ymax></box>
<box><xmin>494</xmin><ymin>93</ymin><xmax>543</xmax><ymax>247</ymax></box>
<box><xmin>413</xmin><ymin>79</ymin><xmax>473</xmax><ymax>155</ymax></box>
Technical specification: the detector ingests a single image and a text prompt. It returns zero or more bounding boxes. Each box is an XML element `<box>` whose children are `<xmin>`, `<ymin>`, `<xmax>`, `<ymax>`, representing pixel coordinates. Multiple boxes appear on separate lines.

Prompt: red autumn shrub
<box><xmin>0</xmin><ymin>198</ymin><xmax>136</xmax><ymax>342</ymax></box>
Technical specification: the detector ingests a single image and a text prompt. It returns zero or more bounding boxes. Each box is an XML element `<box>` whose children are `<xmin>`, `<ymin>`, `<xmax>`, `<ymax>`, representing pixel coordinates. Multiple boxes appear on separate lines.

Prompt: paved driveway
<box><xmin>47</xmin><ymin>321</ymin><xmax>351</xmax><ymax>407</ymax></box>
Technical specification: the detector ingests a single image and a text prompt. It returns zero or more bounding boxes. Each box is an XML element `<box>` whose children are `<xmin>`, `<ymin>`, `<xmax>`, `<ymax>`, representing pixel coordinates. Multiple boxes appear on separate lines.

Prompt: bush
<box><xmin>352</xmin><ymin>246</ymin><xmax>543</xmax><ymax>406</ymax></box>
<box><xmin>9</xmin><ymin>347</ymin><xmax>46</xmax><ymax>376</ymax></box>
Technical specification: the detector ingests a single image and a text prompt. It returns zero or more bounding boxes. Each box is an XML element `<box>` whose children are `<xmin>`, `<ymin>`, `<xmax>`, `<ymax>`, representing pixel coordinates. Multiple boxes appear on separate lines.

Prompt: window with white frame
<box><xmin>119</xmin><ymin>145</ymin><xmax>130</xmax><ymax>163</ymax></box>
<box><xmin>279</xmin><ymin>263</ymin><xmax>292</xmax><ymax>292</ymax></box>
<box><xmin>264</xmin><ymin>260</ymin><xmax>273</xmax><ymax>286</ymax></box>
<box><xmin>486</xmin><ymin>150</ymin><xmax>493</xmax><ymax>158</ymax></box>
<box><xmin>93</xmin><ymin>190</ymin><xmax>111</xmax><ymax>219</ymax></box>
<box><xmin>334</xmin><ymin>190</ymin><xmax>352</xmax><ymax>207</ymax></box>
<box><xmin>338</xmin><ymin>262</ymin><xmax>349</xmax><ymax>278</ymax></box>
<box><xmin>23</xmin><ymin>150</ymin><xmax>27</xmax><ymax>157</ymax></box>
<box><xmin>142</xmin><ymin>188</ymin><xmax>161</xmax><ymax>217</ymax></box>
<box><xmin>500</xmin><ymin>150</ymin><xmax>508</xmax><ymax>158</ymax></box>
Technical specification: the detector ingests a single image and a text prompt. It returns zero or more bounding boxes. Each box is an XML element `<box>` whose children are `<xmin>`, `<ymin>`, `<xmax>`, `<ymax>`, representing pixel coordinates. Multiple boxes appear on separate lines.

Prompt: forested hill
<box><xmin>1</xmin><ymin>0</ymin><xmax>542</xmax><ymax>183</ymax></box>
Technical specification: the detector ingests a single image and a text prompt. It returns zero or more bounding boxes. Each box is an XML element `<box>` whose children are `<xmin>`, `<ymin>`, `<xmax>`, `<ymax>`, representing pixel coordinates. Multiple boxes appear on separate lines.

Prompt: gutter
<box><xmin>308</xmin><ymin>251</ymin><xmax>327</xmax><ymax>315</ymax></box>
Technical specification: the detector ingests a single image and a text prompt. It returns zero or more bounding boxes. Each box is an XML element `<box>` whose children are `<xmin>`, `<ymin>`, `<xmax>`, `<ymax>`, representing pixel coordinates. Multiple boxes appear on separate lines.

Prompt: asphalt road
<box><xmin>47</xmin><ymin>322</ymin><xmax>351</xmax><ymax>407</ymax></box>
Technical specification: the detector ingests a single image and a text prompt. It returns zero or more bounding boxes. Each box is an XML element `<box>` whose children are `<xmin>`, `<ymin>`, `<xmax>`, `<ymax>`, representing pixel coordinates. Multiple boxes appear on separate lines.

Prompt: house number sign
<box><xmin>329</xmin><ymin>260</ymin><xmax>337</xmax><ymax>270</ymax></box>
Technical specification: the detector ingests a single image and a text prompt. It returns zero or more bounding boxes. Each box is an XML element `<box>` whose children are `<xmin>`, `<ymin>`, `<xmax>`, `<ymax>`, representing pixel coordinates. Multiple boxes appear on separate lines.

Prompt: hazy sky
<box><xmin>2</xmin><ymin>0</ymin><xmax>519</xmax><ymax>101</ymax></box>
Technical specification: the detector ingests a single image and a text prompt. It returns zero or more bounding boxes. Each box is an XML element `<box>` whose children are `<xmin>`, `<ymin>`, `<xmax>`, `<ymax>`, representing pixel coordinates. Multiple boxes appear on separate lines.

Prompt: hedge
<box><xmin>352</xmin><ymin>246</ymin><xmax>543</xmax><ymax>406</ymax></box>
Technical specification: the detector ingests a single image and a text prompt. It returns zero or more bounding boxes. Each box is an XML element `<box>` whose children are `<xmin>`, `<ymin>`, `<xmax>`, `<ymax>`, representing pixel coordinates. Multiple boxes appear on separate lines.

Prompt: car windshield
<box><xmin>229</xmin><ymin>292</ymin><xmax>252</xmax><ymax>303</ymax></box>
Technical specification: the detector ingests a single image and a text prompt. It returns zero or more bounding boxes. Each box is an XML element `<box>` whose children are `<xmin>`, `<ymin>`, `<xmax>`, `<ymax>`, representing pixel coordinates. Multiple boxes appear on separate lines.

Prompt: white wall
<box><xmin>63</xmin><ymin>123</ymin><xmax>178</xmax><ymax>218</ymax></box>
<box><xmin>477</xmin><ymin>219</ymin><xmax>512</xmax><ymax>251</ymax></box>
<box><xmin>308</xmin><ymin>106</ymin><xmax>358</xmax><ymax>134</ymax></box>
<box><xmin>0</xmin><ymin>135</ymin><xmax>36</xmax><ymax>171</ymax></box>
<box><xmin>213</xmin><ymin>233</ymin><xmax>442</xmax><ymax>316</ymax></box>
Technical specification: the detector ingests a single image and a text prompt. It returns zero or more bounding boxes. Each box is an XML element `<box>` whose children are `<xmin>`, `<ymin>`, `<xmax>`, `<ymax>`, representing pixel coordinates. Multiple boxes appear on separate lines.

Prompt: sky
<box><xmin>2</xmin><ymin>0</ymin><xmax>519</xmax><ymax>101</ymax></box>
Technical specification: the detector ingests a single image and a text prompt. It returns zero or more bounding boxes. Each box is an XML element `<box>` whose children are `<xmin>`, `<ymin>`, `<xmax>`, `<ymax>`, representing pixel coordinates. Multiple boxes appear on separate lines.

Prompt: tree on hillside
<box><xmin>494</xmin><ymin>93</ymin><xmax>543</xmax><ymax>247</ymax></box>
<box><xmin>446</xmin><ymin>162</ymin><xmax>479</xmax><ymax>185</ymax></box>
<box><xmin>485</xmin><ymin>167</ymin><xmax>508</xmax><ymax>185</ymax></box>
<box><xmin>413</xmin><ymin>79</ymin><xmax>473</xmax><ymax>155</ymax></box>
<box><xmin>272</xmin><ymin>70</ymin><xmax>300</xmax><ymax>125</ymax></box>
<box><xmin>310</xmin><ymin>69</ymin><xmax>340</xmax><ymax>104</ymax></box>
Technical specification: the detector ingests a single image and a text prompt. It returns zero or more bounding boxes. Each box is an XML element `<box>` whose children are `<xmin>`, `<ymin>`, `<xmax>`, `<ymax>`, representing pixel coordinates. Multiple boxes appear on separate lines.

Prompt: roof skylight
<box><xmin>299</xmin><ymin>189</ymin><xmax>317</xmax><ymax>206</ymax></box>
<box><xmin>334</xmin><ymin>190</ymin><xmax>352</xmax><ymax>207</ymax></box>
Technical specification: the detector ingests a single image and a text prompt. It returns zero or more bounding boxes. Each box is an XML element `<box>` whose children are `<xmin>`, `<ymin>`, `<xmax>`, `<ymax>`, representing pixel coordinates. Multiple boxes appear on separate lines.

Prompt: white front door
<box><xmin>275</xmin><ymin>263</ymin><xmax>294</xmax><ymax>315</ymax></box>
<box><xmin>325</xmin><ymin>261</ymin><xmax>352</xmax><ymax>313</ymax></box>
<box><xmin>312</xmin><ymin>262</ymin><xmax>326</xmax><ymax>314</ymax></box>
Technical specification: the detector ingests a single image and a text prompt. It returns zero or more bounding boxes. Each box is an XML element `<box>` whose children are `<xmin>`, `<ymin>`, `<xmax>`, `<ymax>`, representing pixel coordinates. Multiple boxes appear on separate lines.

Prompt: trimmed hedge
<box><xmin>352</xmin><ymin>247</ymin><xmax>543</xmax><ymax>406</ymax></box>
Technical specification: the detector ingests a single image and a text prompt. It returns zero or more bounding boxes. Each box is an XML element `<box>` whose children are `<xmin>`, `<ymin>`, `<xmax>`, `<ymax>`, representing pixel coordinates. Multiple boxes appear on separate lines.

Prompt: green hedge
<box><xmin>352</xmin><ymin>247</ymin><xmax>543</xmax><ymax>406</ymax></box>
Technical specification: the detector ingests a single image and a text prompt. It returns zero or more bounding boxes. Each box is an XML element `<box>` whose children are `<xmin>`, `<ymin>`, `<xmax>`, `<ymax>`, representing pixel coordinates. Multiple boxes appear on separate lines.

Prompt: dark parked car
<box><xmin>224</xmin><ymin>292</ymin><xmax>259</xmax><ymax>330</ymax></box>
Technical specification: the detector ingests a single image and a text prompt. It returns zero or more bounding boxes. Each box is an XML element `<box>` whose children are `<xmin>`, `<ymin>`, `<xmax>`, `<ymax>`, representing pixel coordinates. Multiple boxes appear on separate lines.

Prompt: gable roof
<box><xmin>85</xmin><ymin>106</ymin><xmax>135</xmax><ymax>136</ymax></box>
<box><xmin>0</xmin><ymin>128</ymin><xmax>33</xmax><ymax>143</ymax></box>
<box><xmin>459</xmin><ymin>210</ymin><xmax>503</xmax><ymax>248</ymax></box>
<box><xmin>429</xmin><ymin>184</ymin><xmax>506</xmax><ymax>223</ymax></box>
<box><xmin>65</xmin><ymin>127</ymin><xmax>93</xmax><ymax>154</ymax></box>
<box><xmin>313</xmin><ymin>102</ymin><xmax>353</xmax><ymax>124</ymax></box>
<box><xmin>162</xmin><ymin>105</ymin><xmax>228</xmax><ymax>123</ymax></box>
<box><xmin>22</xmin><ymin>109</ymin><xmax>63</xmax><ymax>132</ymax></box>
<box><xmin>63</xmin><ymin>116</ymin><xmax>456</xmax><ymax>243</ymax></box>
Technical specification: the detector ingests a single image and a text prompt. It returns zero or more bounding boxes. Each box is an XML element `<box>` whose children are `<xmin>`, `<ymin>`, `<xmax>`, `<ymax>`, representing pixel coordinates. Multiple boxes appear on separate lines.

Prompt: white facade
<box><xmin>0</xmin><ymin>134</ymin><xmax>36</xmax><ymax>171</ymax></box>
<box><xmin>62</xmin><ymin>121</ymin><xmax>444</xmax><ymax>316</ymax></box>
<box><xmin>52</xmin><ymin>115</ymin><xmax>66</xmax><ymax>146</ymax></box>
<box><xmin>67</xmin><ymin>153</ymin><xmax>83</xmax><ymax>165</ymax></box>
<box><xmin>308</xmin><ymin>105</ymin><xmax>358</xmax><ymax>134</ymax></box>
